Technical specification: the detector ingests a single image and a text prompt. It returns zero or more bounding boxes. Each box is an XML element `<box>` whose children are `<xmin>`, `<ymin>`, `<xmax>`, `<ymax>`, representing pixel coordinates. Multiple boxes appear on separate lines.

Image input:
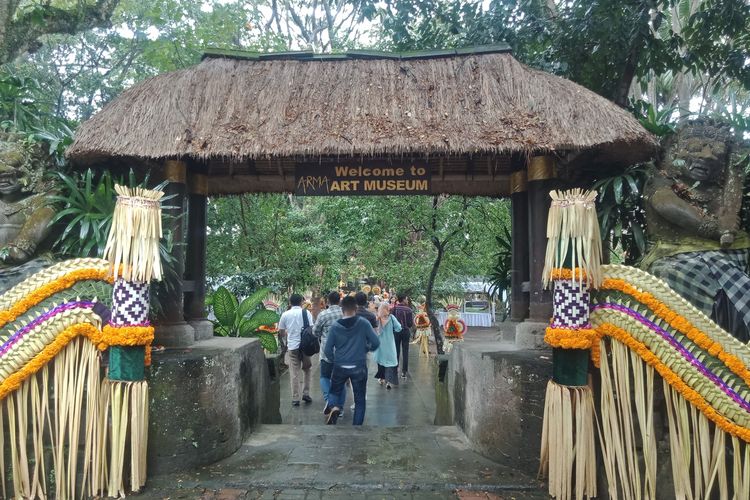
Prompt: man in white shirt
<box><xmin>278</xmin><ymin>293</ymin><xmax>314</xmax><ymax>406</ymax></box>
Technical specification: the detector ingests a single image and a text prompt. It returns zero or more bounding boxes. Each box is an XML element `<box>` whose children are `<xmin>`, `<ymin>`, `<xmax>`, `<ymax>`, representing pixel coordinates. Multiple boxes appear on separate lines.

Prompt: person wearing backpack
<box><xmin>278</xmin><ymin>293</ymin><xmax>315</xmax><ymax>407</ymax></box>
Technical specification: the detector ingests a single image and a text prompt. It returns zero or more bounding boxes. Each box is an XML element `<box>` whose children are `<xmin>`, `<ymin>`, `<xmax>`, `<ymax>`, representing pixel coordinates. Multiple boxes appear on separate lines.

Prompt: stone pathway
<box><xmin>136</xmin><ymin>425</ymin><xmax>545</xmax><ymax>499</ymax></box>
<box><xmin>135</xmin><ymin>328</ymin><xmax>547</xmax><ymax>499</ymax></box>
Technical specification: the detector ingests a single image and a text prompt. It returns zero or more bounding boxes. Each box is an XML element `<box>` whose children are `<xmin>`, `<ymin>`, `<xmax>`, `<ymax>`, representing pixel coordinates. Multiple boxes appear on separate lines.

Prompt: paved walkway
<box><xmin>135</xmin><ymin>327</ymin><xmax>548</xmax><ymax>499</ymax></box>
<box><xmin>280</xmin><ymin>347</ymin><xmax>437</xmax><ymax>426</ymax></box>
<box><xmin>137</xmin><ymin>425</ymin><xmax>545</xmax><ymax>499</ymax></box>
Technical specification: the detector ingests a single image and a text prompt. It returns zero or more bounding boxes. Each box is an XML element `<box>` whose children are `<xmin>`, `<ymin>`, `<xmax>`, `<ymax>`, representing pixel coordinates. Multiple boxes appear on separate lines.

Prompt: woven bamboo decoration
<box><xmin>102</xmin><ymin>184</ymin><xmax>162</xmax><ymax>495</ymax></box>
<box><xmin>539</xmin><ymin>189</ymin><xmax>600</xmax><ymax>500</ymax></box>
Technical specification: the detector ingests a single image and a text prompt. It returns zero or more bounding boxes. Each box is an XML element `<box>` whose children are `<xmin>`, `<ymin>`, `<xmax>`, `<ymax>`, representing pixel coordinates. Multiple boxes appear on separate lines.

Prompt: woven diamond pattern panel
<box><xmin>111</xmin><ymin>279</ymin><xmax>149</xmax><ymax>325</ymax></box>
<box><xmin>553</xmin><ymin>280</ymin><xmax>589</xmax><ymax>327</ymax></box>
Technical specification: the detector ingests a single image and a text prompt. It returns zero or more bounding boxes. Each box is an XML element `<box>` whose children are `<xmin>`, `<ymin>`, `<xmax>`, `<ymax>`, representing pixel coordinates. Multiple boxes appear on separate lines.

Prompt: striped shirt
<box><xmin>313</xmin><ymin>305</ymin><xmax>343</xmax><ymax>362</ymax></box>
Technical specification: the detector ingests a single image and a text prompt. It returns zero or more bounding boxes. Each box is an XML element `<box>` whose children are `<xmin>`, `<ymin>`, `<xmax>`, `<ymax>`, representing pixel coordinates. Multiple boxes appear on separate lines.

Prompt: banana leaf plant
<box><xmin>209</xmin><ymin>286</ymin><xmax>280</xmax><ymax>353</ymax></box>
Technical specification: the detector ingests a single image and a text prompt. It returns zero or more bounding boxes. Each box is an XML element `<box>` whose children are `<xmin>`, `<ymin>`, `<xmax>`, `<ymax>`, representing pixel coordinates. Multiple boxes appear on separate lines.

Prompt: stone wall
<box><xmin>443</xmin><ymin>340</ymin><xmax>551</xmax><ymax>475</ymax></box>
<box><xmin>147</xmin><ymin>337</ymin><xmax>277</xmax><ymax>475</ymax></box>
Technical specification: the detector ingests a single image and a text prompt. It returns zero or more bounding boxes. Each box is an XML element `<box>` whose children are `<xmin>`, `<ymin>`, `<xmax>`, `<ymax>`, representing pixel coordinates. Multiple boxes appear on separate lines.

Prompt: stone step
<box><xmin>138</xmin><ymin>424</ymin><xmax>546</xmax><ymax>498</ymax></box>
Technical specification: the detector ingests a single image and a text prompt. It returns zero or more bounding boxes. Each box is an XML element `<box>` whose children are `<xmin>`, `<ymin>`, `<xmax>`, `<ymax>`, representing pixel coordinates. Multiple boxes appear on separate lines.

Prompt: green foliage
<box><xmin>49</xmin><ymin>169</ymin><xmax>120</xmax><ymax>258</ymax></box>
<box><xmin>593</xmin><ymin>165</ymin><xmax>649</xmax><ymax>264</ymax></box>
<box><xmin>487</xmin><ymin>224</ymin><xmax>511</xmax><ymax>320</ymax></box>
<box><xmin>209</xmin><ymin>286</ymin><xmax>280</xmax><ymax>352</ymax></box>
<box><xmin>630</xmin><ymin>100</ymin><xmax>677</xmax><ymax>137</ymax></box>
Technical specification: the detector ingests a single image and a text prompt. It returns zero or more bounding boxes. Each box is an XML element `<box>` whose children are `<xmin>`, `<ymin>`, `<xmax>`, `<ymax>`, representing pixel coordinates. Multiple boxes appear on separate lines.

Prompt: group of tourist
<box><xmin>277</xmin><ymin>290</ymin><xmax>415</xmax><ymax>425</ymax></box>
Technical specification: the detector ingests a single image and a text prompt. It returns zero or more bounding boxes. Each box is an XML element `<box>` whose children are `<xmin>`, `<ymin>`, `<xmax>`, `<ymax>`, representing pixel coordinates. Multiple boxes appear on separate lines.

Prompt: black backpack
<box><xmin>299</xmin><ymin>309</ymin><xmax>320</xmax><ymax>356</ymax></box>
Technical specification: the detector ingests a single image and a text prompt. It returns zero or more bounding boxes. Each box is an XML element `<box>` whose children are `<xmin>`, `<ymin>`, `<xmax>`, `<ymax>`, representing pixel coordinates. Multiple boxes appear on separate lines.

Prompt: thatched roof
<box><xmin>67</xmin><ymin>45</ymin><xmax>656</xmax><ymax>165</ymax></box>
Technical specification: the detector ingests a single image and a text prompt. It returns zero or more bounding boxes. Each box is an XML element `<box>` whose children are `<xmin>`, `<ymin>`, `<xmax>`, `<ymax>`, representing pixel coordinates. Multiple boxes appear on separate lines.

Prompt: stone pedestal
<box><xmin>514</xmin><ymin>321</ymin><xmax>549</xmax><ymax>349</ymax></box>
<box><xmin>189</xmin><ymin>319</ymin><xmax>214</xmax><ymax>341</ymax></box>
<box><xmin>154</xmin><ymin>322</ymin><xmax>195</xmax><ymax>348</ymax></box>
<box><xmin>445</xmin><ymin>341</ymin><xmax>551</xmax><ymax>475</ymax></box>
<box><xmin>147</xmin><ymin>337</ymin><xmax>276</xmax><ymax>475</ymax></box>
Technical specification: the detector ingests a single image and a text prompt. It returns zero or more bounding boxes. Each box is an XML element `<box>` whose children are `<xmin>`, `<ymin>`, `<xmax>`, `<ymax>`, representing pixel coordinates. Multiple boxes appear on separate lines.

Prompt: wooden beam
<box><xmin>206</xmin><ymin>174</ymin><xmax>510</xmax><ymax>197</ymax></box>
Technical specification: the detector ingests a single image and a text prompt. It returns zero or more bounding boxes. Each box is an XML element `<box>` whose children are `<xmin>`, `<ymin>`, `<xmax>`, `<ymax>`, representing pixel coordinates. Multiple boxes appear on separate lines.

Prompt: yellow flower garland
<box><xmin>550</xmin><ymin>268</ymin><xmax>588</xmax><ymax>282</ymax></box>
<box><xmin>601</xmin><ymin>278</ymin><xmax>750</xmax><ymax>388</ymax></box>
<box><xmin>597</xmin><ymin>322</ymin><xmax>750</xmax><ymax>443</ymax></box>
<box><xmin>101</xmin><ymin>325</ymin><xmax>154</xmax><ymax>348</ymax></box>
<box><xmin>544</xmin><ymin>326</ymin><xmax>598</xmax><ymax>350</ymax></box>
<box><xmin>1</xmin><ymin>323</ymin><xmax>155</xmax><ymax>401</ymax></box>
<box><xmin>0</xmin><ymin>268</ymin><xmax>113</xmax><ymax>330</ymax></box>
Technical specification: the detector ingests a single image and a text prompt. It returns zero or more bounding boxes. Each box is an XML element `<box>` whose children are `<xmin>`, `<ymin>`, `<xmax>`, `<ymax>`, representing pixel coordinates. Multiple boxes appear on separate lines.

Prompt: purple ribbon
<box><xmin>0</xmin><ymin>301</ymin><xmax>95</xmax><ymax>357</ymax></box>
<box><xmin>593</xmin><ymin>303</ymin><xmax>750</xmax><ymax>414</ymax></box>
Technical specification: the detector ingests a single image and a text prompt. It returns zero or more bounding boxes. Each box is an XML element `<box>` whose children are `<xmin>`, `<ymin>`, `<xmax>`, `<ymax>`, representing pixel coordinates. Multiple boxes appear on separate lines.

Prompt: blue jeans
<box><xmin>320</xmin><ymin>359</ymin><xmax>346</xmax><ymax>407</ymax></box>
<box><xmin>329</xmin><ymin>364</ymin><xmax>368</xmax><ymax>425</ymax></box>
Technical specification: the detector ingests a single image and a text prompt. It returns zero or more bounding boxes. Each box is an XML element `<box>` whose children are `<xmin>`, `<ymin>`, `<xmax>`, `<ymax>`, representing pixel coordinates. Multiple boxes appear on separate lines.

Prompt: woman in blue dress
<box><xmin>373</xmin><ymin>303</ymin><xmax>401</xmax><ymax>389</ymax></box>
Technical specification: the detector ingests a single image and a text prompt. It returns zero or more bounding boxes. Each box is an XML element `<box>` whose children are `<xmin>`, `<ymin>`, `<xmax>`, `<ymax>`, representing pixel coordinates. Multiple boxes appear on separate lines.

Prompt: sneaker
<box><xmin>323</xmin><ymin>404</ymin><xmax>331</xmax><ymax>415</ymax></box>
<box><xmin>350</xmin><ymin>403</ymin><xmax>356</xmax><ymax>411</ymax></box>
<box><xmin>326</xmin><ymin>407</ymin><xmax>340</xmax><ymax>425</ymax></box>
<box><xmin>302</xmin><ymin>395</ymin><xmax>312</xmax><ymax>404</ymax></box>
<box><xmin>401</xmin><ymin>373</ymin><xmax>408</xmax><ymax>379</ymax></box>
<box><xmin>292</xmin><ymin>401</ymin><xmax>300</xmax><ymax>407</ymax></box>
<box><xmin>386</xmin><ymin>383</ymin><xmax>392</xmax><ymax>390</ymax></box>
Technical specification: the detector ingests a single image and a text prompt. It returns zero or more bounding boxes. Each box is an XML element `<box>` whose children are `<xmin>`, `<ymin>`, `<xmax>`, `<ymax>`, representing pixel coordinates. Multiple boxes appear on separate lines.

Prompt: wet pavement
<box><xmin>137</xmin><ymin>425</ymin><xmax>545</xmax><ymax>499</ymax></box>
<box><xmin>134</xmin><ymin>328</ymin><xmax>548</xmax><ymax>499</ymax></box>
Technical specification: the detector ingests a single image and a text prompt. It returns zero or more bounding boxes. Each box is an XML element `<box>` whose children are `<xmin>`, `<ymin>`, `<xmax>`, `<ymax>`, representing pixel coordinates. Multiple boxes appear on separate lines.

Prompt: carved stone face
<box><xmin>667</xmin><ymin>121</ymin><xmax>732</xmax><ymax>183</ymax></box>
<box><xmin>0</xmin><ymin>153</ymin><xmax>23</xmax><ymax>196</ymax></box>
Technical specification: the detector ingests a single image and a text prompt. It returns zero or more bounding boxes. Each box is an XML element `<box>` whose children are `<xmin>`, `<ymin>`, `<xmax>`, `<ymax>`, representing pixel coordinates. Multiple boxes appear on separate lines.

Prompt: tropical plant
<box><xmin>629</xmin><ymin>99</ymin><xmax>678</xmax><ymax>137</ymax></box>
<box><xmin>209</xmin><ymin>286</ymin><xmax>280</xmax><ymax>353</ymax></box>
<box><xmin>487</xmin><ymin>224</ymin><xmax>511</xmax><ymax>320</ymax></box>
<box><xmin>49</xmin><ymin>168</ymin><xmax>175</xmax><ymax>257</ymax></box>
<box><xmin>592</xmin><ymin>164</ymin><xmax>649</xmax><ymax>265</ymax></box>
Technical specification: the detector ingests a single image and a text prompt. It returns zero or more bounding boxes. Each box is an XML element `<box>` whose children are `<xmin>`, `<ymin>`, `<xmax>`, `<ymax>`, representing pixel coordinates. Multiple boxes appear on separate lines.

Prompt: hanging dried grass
<box><xmin>543</xmin><ymin>189</ymin><xmax>602</xmax><ymax>290</ymax></box>
<box><xmin>103</xmin><ymin>185</ymin><xmax>164</xmax><ymax>283</ymax></box>
<box><xmin>597</xmin><ymin>338</ymin><xmax>655</xmax><ymax>500</ymax></box>
<box><xmin>539</xmin><ymin>380</ymin><xmax>597</xmax><ymax>500</ymax></box>
<box><xmin>0</xmin><ymin>337</ymin><xmax>108</xmax><ymax>499</ymax></box>
<box><xmin>106</xmin><ymin>379</ymin><xmax>149</xmax><ymax>497</ymax></box>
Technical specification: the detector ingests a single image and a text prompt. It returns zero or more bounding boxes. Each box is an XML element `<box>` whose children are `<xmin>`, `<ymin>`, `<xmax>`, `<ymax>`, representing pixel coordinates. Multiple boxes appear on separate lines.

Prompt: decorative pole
<box><xmin>102</xmin><ymin>185</ymin><xmax>163</xmax><ymax>496</ymax></box>
<box><xmin>538</xmin><ymin>189</ymin><xmax>601</xmax><ymax>500</ymax></box>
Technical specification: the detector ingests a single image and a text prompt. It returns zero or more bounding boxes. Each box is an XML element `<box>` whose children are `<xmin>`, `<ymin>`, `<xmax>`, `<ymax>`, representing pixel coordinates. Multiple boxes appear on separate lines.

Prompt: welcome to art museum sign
<box><xmin>295</xmin><ymin>163</ymin><xmax>431</xmax><ymax>196</ymax></box>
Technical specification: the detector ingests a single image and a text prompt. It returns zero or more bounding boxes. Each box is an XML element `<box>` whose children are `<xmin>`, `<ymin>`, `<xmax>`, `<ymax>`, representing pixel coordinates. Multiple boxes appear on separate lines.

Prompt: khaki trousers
<box><xmin>287</xmin><ymin>349</ymin><xmax>312</xmax><ymax>401</ymax></box>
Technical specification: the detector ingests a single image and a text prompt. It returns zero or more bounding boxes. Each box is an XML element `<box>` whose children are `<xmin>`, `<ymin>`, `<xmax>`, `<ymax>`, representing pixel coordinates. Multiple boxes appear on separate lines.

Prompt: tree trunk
<box><xmin>426</xmin><ymin>237</ymin><xmax>444</xmax><ymax>354</ymax></box>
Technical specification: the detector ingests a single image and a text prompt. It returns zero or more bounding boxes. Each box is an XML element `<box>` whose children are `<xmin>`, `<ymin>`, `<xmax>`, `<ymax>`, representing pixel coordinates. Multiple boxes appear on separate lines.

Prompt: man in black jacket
<box><xmin>355</xmin><ymin>291</ymin><xmax>378</xmax><ymax>328</ymax></box>
<box><xmin>391</xmin><ymin>294</ymin><xmax>415</xmax><ymax>378</ymax></box>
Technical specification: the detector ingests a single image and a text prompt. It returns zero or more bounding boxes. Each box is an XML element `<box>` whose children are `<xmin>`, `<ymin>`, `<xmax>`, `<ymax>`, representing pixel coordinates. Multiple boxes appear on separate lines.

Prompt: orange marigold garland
<box><xmin>0</xmin><ymin>267</ymin><xmax>112</xmax><ymax>330</ymax></box>
<box><xmin>600</xmin><ymin>277</ymin><xmax>750</xmax><ymax>388</ymax></box>
<box><xmin>596</xmin><ymin>322</ymin><xmax>750</xmax><ymax>443</ymax></box>
<box><xmin>544</xmin><ymin>326</ymin><xmax>598</xmax><ymax>350</ymax></box>
<box><xmin>0</xmin><ymin>323</ymin><xmax>102</xmax><ymax>401</ymax></box>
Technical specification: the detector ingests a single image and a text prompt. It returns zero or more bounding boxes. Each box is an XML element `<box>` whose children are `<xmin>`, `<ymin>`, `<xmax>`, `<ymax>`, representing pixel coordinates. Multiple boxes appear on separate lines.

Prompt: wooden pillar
<box><xmin>154</xmin><ymin>160</ymin><xmax>195</xmax><ymax>346</ymax></box>
<box><xmin>527</xmin><ymin>156</ymin><xmax>555</xmax><ymax>322</ymax></box>
<box><xmin>185</xmin><ymin>173</ymin><xmax>213</xmax><ymax>340</ymax></box>
<box><xmin>510</xmin><ymin>170</ymin><xmax>529</xmax><ymax>321</ymax></box>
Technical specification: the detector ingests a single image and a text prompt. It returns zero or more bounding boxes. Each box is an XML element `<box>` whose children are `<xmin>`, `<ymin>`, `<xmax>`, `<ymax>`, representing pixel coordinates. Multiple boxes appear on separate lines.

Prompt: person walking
<box><xmin>325</xmin><ymin>295</ymin><xmax>380</xmax><ymax>425</ymax></box>
<box><xmin>373</xmin><ymin>303</ymin><xmax>401</xmax><ymax>389</ymax></box>
<box><xmin>314</xmin><ymin>291</ymin><xmax>345</xmax><ymax>414</ymax></box>
<box><xmin>355</xmin><ymin>291</ymin><xmax>378</xmax><ymax>328</ymax></box>
<box><xmin>391</xmin><ymin>294</ymin><xmax>415</xmax><ymax>378</ymax></box>
<box><xmin>278</xmin><ymin>293</ymin><xmax>314</xmax><ymax>407</ymax></box>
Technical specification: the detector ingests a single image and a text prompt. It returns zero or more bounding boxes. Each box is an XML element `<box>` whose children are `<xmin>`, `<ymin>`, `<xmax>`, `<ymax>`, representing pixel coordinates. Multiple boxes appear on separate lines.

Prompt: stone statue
<box><xmin>643</xmin><ymin>119</ymin><xmax>750</xmax><ymax>341</ymax></box>
<box><xmin>0</xmin><ymin>134</ymin><xmax>55</xmax><ymax>263</ymax></box>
